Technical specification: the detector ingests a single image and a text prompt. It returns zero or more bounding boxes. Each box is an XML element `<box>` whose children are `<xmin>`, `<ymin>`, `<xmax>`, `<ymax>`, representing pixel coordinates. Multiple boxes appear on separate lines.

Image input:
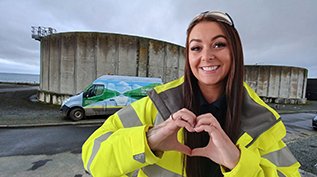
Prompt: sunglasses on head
<box><xmin>191</xmin><ymin>10</ymin><xmax>235</xmax><ymax>28</ymax></box>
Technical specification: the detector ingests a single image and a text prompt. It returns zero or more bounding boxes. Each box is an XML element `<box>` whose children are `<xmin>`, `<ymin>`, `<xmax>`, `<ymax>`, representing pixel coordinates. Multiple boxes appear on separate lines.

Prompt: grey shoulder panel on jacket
<box><xmin>240</xmin><ymin>87</ymin><xmax>281</xmax><ymax>141</ymax></box>
<box><xmin>146</xmin><ymin>84</ymin><xmax>183</xmax><ymax>121</ymax></box>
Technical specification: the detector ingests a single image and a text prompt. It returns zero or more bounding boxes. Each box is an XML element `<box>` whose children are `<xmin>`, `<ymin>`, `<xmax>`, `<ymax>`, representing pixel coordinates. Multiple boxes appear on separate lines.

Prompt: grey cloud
<box><xmin>0</xmin><ymin>0</ymin><xmax>316</xmax><ymax>78</ymax></box>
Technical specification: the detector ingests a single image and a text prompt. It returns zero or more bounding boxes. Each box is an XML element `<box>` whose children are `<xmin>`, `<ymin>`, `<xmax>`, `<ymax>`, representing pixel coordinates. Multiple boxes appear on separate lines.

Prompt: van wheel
<box><xmin>69</xmin><ymin>108</ymin><xmax>85</xmax><ymax>121</ymax></box>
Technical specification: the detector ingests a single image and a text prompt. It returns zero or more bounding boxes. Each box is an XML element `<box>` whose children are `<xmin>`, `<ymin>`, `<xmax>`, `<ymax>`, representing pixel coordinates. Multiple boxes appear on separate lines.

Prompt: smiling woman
<box><xmin>82</xmin><ymin>10</ymin><xmax>301</xmax><ymax>177</ymax></box>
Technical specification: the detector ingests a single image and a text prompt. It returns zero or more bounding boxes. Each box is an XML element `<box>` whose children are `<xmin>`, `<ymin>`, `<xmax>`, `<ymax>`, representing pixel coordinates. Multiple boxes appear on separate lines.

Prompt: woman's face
<box><xmin>188</xmin><ymin>21</ymin><xmax>232</xmax><ymax>89</ymax></box>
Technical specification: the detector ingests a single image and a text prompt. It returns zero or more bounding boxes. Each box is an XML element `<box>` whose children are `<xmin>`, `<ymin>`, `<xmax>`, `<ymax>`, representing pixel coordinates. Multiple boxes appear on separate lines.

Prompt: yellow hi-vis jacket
<box><xmin>82</xmin><ymin>77</ymin><xmax>301</xmax><ymax>177</ymax></box>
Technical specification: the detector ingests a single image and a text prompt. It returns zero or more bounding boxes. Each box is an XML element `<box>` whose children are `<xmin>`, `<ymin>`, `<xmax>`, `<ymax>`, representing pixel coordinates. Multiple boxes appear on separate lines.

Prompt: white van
<box><xmin>60</xmin><ymin>75</ymin><xmax>163</xmax><ymax>121</ymax></box>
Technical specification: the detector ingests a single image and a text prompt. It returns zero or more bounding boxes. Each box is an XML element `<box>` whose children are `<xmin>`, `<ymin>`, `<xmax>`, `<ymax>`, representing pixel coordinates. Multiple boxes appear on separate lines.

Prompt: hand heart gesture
<box><xmin>147</xmin><ymin>108</ymin><xmax>240</xmax><ymax>170</ymax></box>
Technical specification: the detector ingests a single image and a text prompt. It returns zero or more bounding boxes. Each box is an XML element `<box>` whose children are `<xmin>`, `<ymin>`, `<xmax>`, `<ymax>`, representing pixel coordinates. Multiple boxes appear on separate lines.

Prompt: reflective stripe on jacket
<box><xmin>82</xmin><ymin>76</ymin><xmax>301</xmax><ymax>177</ymax></box>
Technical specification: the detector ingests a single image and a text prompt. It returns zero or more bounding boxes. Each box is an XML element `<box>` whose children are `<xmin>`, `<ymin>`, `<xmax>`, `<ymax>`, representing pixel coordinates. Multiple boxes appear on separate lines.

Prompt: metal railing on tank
<box><xmin>31</xmin><ymin>26</ymin><xmax>57</xmax><ymax>41</ymax></box>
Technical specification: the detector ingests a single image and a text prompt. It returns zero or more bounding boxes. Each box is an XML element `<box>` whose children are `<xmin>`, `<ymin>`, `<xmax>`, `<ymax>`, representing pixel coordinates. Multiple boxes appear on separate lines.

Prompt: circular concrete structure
<box><xmin>38</xmin><ymin>32</ymin><xmax>185</xmax><ymax>105</ymax></box>
<box><xmin>37</xmin><ymin>32</ymin><xmax>308</xmax><ymax>105</ymax></box>
<box><xmin>244</xmin><ymin>65</ymin><xmax>308</xmax><ymax>104</ymax></box>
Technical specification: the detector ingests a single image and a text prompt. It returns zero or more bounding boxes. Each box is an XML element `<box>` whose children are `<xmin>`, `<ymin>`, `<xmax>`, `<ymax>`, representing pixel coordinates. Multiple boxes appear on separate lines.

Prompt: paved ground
<box><xmin>1</xmin><ymin>83</ymin><xmax>317</xmax><ymax>176</ymax></box>
<box><xmin>0</xmin><ymin>151</ymin><xmax>91</xmax><ymax>177</ymax></box>
<box><xmin>0</xmin><ymin>125</ymin><xmax>98</xmax><ymax>177</ymax></box>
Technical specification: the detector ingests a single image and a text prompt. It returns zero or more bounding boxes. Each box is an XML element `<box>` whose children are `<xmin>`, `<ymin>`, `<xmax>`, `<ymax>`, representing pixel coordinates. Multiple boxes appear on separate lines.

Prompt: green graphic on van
<box><xmin>123</xmin><ymin>83</ymin><xmax>162</xmax><ymax>100</ymax></box>
<box><xmin>61</xmin><ymin>75</ymin><xmax>163</xmax><ymax>121</ymax></box>
<box><xmin>83</xmin><ymin>85</ymin><xmax>121</xmax><ymax>107</ymax></box>
<box><xmin>82</xmin><ymin>78</ymin><xmax>162</xmax><ymax>107</ymax></box>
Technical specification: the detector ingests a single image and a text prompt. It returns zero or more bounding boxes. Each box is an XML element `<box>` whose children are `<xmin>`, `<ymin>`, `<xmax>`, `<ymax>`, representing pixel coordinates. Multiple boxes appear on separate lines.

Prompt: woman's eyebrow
<box><xmin>212</xmin><ymin>35</ymin><xmax>227</xmax><ymax>41</ymax></box>
<box><xmin>189</xmin><ymin>38</ymin><xmax>202</xmax><ymax>44</ymax></box>
<box><xmin>189</xmin><ymin>35</ymin><xmax>227</xmax><ymax>44</ymax></box>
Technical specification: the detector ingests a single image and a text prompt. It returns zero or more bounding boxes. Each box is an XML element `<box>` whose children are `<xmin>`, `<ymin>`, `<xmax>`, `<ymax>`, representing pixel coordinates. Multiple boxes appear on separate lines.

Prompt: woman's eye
<box><xmin>214</xmin><ymin>42</ymin><xmax>227</xmax><ymax>49</ymax></box>
<box><xmin>190</xmin><ymin>46</ymin><xmax>201</xmax><ymax>51</ymax></box>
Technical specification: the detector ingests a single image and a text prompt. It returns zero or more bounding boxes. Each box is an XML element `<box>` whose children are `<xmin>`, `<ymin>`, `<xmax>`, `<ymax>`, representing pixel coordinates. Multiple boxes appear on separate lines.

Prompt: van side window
<box><xmin>86</xmin><ymin>85</ymin><xmax>104</xmax><ymax>98</ymax></box>
<box><xmin>95</xmin><ymin>85</ymin><xmax>104</xmax><ymax>96</ymax></box>
<box><xmin>86</xmin><ymin>86</ymin><xmax>95</xmax><ymax>97</ymax></box>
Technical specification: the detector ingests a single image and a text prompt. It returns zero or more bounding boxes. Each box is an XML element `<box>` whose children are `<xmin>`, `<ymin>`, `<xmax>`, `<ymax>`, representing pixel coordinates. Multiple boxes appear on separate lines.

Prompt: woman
<box><xmin>82</xmin><ymin>10</ymin><xmax>301</xmax><ymax>177</ymax></box>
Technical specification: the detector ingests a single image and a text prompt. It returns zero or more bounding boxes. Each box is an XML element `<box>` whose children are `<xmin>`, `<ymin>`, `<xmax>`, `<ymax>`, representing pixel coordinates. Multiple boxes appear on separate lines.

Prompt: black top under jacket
<box><xmin>197</xmin><ymin>88</ymin><xmax>227</xmax><ymax>177</ymax></box>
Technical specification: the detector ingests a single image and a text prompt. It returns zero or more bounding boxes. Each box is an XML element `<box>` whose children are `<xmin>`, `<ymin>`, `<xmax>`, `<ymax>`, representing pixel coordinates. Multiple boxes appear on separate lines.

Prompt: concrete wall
<box><xmin>37</xmin><ymin>32</ymin><xmax>308</xmax><ymax>105</ymax></box>
<box><xmin>244</xmin><ymin>65</ymin><xmax>308</xmax><ymax>104</ymax></box>
<box><xmin>38</xmin><ymin>32</ymin><xmax>186</xmax><ymax>104</ymax></box>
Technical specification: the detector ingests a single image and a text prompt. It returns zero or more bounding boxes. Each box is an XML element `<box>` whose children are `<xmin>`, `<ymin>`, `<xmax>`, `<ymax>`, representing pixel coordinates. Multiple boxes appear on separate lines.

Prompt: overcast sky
<box><xmin>0</xmin><ymin>0</ymin><xmax>316</xmax><ymax>78</ymax></box>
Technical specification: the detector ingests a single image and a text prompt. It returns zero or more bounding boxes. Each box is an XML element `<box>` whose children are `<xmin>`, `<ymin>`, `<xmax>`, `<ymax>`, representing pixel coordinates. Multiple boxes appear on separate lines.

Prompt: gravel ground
<box><xmin>268</xmin><ymin>101</ymin><xmax>317</xmax><ymax>114</ymax></box>
<box><xmin>0</xmin><ymin>85</ymin><xmax>62</xmax><ymax>125</ymax></box>
<box><xmin>287</xmin><ymin>136</ymin><xmax>317</xmax><ymax>175</ymax></box>
<box><xmin>0</xmin><ymin>84</ymin><xmax>105</xmax><ymax>126</ymax></box>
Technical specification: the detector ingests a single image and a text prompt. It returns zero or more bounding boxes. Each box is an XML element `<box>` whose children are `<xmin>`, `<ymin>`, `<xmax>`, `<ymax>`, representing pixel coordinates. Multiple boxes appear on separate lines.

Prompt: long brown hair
<box><xmin>182</xmin><ymin>16</ymin><xmax>244</xmax><ymax>177</ymax></box>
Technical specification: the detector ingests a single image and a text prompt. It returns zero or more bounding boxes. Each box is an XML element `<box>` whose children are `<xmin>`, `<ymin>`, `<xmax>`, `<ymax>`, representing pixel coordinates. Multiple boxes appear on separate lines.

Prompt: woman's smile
<box><xmin>200</xmin><ymin>65</ymin><xmax>220</xmax><ymax>72</ymax></box>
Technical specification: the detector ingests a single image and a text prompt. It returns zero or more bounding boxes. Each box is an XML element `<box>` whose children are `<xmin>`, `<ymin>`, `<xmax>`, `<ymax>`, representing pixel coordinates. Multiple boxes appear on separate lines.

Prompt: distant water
<box><xmin>0</xmin><ymin>73</ymin><xmax>40</xmax><ymax>84</ymax></box>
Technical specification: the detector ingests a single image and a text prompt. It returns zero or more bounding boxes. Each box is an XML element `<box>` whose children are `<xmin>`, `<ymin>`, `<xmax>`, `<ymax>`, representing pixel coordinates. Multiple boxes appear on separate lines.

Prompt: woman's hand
<box><xmin>191</xmin><ymin>113</ymin><xmax>240</xmax><ymax>170</ymax></box>
<box><xmin>147</xmin><ymin>108</ymin><xmax>196</xmax><ymax>156</ymax></box>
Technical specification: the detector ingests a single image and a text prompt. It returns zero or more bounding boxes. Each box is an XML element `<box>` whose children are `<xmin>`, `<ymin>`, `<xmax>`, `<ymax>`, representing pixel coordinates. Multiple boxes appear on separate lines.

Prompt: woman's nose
<box><xmin>202</xmin><ymin>48</ymin><xmax>215</xmax><ymax>61</ymax></box>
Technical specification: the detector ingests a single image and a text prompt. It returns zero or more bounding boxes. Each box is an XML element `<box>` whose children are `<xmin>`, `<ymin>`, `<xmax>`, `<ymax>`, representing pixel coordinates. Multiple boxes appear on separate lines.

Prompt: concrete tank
<box><xmin>37</xmin><ymin>32</ymin><xmax>308</xmax><ymax>105</ymax></box>
<box><xmin>244</xmin><ymin>65</ymin><xmax>308</xmax><ymax>104</ymax></box>
<box><xmin>38</xmin><ymin>32</ymin><xmax>186</xmax><ymax>105</ymax></box>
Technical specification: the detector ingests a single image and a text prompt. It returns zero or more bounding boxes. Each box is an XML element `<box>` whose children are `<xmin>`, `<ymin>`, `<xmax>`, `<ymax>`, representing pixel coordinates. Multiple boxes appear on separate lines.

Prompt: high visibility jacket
<box><xmin>82</xmin><ymin>77</ymin><xmax>301</xmax><ymax>177</ymax></box>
